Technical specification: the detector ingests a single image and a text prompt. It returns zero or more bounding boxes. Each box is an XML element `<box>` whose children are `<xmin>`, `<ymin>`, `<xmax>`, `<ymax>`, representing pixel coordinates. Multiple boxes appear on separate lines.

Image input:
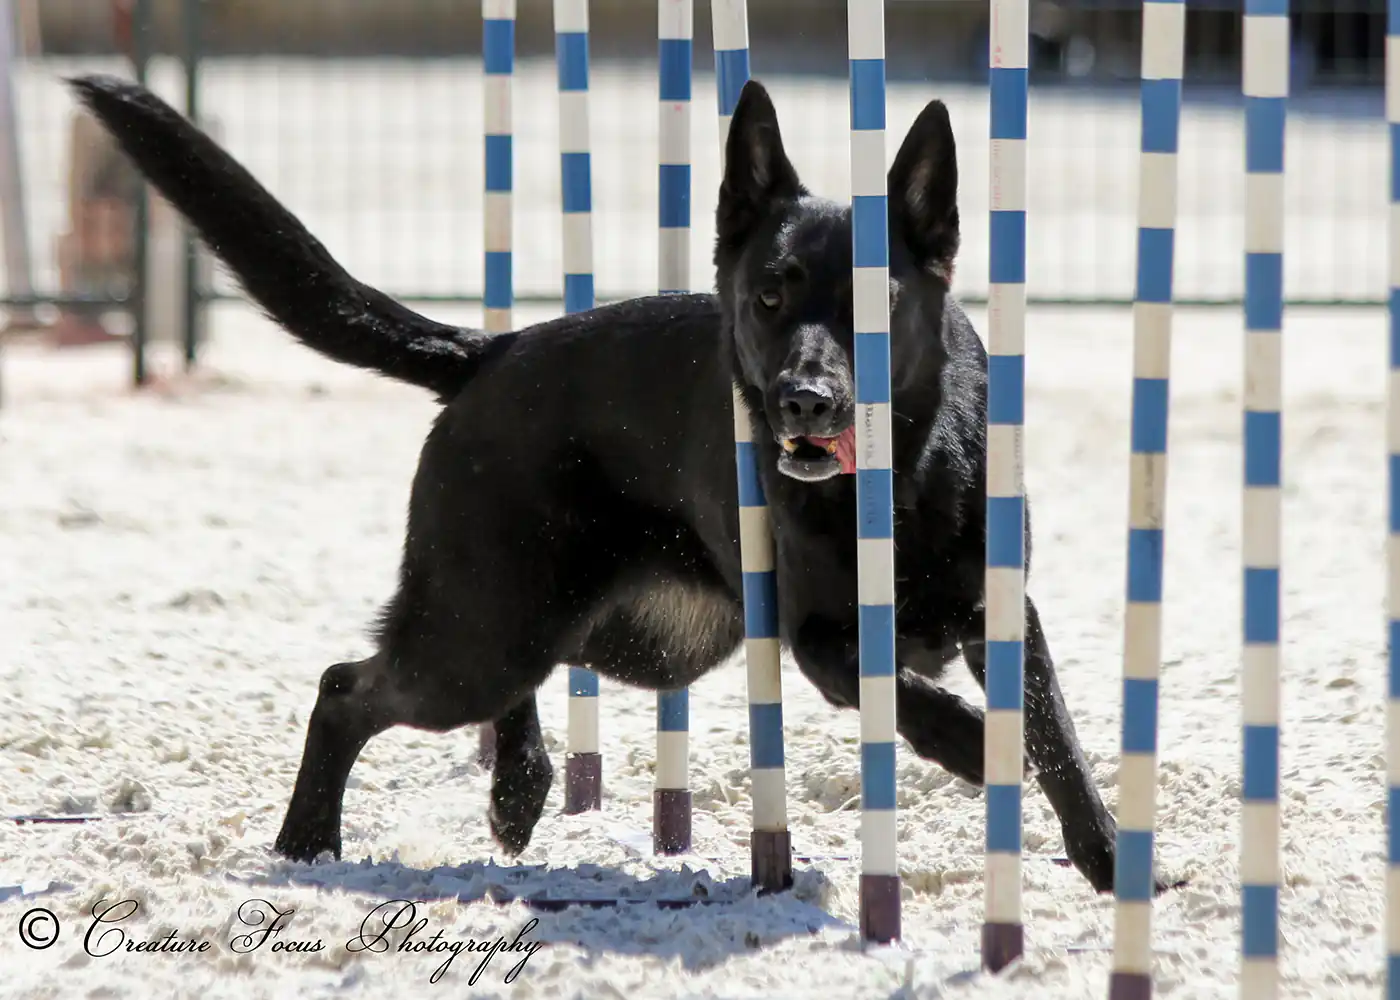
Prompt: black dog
<box><xmin>71</xmin><ymin>73</ymin><xmax>1154</xmax><ymax>896</ymax></box>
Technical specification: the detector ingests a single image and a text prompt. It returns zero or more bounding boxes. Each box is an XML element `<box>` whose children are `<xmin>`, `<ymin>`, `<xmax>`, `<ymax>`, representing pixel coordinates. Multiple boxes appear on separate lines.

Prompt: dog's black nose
<box><xmin>778</xmin><ymin>384</ymin><xmax>833</xmax><ymax>424</ymax></box>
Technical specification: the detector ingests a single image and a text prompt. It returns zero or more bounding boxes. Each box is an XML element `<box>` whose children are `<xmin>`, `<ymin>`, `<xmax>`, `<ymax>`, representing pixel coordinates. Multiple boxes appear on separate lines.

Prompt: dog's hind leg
<box><xmin>478</xmin><ymin>582</ymin><xmax>742</xmax><ymax>857</ymax></box>
<box><xmin>274</xmin><ymin>609</ymin><xmax>558</xmax><ymax>864</ymax></box>
<box><xmin>274</xmin><ymin>656</ymin><xmax>397</xmax><ymax>863</ymax></box>
<box><xmin>475</xmin><ymin>723</ymin><xmax>496</xmax><ymax>768</ymax></box>
<box><xmin>486</xmin><ymin>694</ymin><xmax>553</xmax><ymax>854</ymax></box>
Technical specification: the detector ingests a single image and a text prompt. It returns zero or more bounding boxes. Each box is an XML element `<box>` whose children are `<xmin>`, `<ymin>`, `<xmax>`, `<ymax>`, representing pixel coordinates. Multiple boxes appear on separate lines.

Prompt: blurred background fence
<box><xmin>0</xmin><ymin>0</ymin><xmax>1390</xmax><ymax>375</ymax></box>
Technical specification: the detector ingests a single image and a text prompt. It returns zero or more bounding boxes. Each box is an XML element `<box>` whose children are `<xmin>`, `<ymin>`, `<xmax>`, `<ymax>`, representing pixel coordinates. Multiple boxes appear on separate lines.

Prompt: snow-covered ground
<box><xmin>0</xmin><ymin>56</ymin><xmax>1394</xmax><ymax>1000</ymax></box>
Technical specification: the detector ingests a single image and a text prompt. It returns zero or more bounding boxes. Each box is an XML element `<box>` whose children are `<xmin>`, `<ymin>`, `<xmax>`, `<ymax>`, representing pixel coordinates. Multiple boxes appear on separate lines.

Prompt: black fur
<box><xmin>70</xmin><ymin>73</ymin><xmax>1173</xmax><ymax>896</ymax></box>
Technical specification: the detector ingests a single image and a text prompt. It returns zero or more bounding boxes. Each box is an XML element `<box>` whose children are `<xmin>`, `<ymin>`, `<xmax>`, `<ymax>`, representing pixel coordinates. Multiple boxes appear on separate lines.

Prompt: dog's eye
<box><xmin>757</xmin><ymin>289</ymin><xmax>783</xmax><ymax>311</ymax></box>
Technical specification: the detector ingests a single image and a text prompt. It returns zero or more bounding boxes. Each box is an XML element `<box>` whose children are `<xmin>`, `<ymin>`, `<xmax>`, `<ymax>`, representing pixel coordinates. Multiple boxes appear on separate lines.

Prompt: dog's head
<box><xmin>714</xmin><ymin>80</ymin><xmax>959</xmax><ymax>483</ymax></box>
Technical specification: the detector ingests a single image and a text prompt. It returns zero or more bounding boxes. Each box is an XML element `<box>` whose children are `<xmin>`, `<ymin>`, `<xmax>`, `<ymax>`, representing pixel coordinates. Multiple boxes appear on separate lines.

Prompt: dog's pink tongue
<box><xmin>807</xmin><ymin>427</ymin><xmax>858</xmax><ymax>475</ymax></box>
<box><xmin>834</xmin><ymin>427</ymin><xmax>856</xmax><ymax>474</ymax></box>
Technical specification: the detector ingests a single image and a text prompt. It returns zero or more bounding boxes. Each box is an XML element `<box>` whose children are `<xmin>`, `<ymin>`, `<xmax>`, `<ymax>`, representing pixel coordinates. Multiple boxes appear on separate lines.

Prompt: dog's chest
<box><xmin>765</xmin><ymin>485</ymin><xmax>865</xmax><ymax>617</ymax></box>
<box><xmin>761</xmin><ymin>469</ymin><xmax>969</xmax><ymax>624</ymax></box>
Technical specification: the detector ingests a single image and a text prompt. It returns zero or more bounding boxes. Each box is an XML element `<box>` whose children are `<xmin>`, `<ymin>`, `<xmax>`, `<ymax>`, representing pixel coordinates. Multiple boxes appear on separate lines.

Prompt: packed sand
<box><xmin>0</xmin><ymin>300</ymin><xmax>1389</xmax><ymax>999</ymax></box>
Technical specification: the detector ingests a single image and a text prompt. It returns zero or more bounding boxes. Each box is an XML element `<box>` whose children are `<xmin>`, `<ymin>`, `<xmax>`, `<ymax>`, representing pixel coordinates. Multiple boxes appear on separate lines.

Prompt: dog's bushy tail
<box><xmin>68</xmin><ymin>74</ymin><xmax>496</xmax><ymax>400</ymax></box>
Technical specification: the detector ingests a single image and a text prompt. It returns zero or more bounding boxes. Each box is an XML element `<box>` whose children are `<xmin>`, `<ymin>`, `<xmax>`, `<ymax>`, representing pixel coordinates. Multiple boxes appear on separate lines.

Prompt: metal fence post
<box><xmin>181</xmin><ymin>0</ymin><xmax>202</xmax><ymax>369</ymax></box>
<box><xmin>129</xmin><ymin>0</ymin><xmax>153</xmax><ymax>386</ymax></box>
<box><xmin>0</xmin><ymin>0</ymin><xmax>35</xmax><ymax>407</ymax></box>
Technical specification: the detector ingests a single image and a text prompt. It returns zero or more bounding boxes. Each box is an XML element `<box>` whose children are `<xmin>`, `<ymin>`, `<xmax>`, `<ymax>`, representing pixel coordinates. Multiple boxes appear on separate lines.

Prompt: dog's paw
<box><xmin>1154</xmin><ymin>874</ymin><xmax>1189</xmax><ymax>896</ymax></box>
<box><xmin>273</xmin><ymin>827</ymin><xmax>341</xmax><ymax>865</ymax></box>
<box><xmin>1067</xmin><ymin>841</ymin><xmax>1186</xmax><ymax>898</ymax></box>
<box><xmin>1064</xmin><ymin>838</ymin><xmax>1116</xmax><ymax>894</ymax></box>
<box><xmin>488</xmin><ymin>800</ymin><xmax>532</xmax><ymax>856</ymax></box>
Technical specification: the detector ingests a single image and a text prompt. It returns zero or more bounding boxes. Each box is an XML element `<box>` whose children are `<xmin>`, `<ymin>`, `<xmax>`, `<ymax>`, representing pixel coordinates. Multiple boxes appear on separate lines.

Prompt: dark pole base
<box><xmin>981</xmin><ymin>922</ymin><xmax>1024</xmax><ymax>972</ymax></box>
<box><xmin>652</xmin><ymin>788</ymin><xmax>692</xmax><ymax>854</ymax></box>
<box><xmin>563</xmin><ymin>752</ymin><xmax>602</xmax><ymax>814</ymax></box>
<box><xmin>1108</xmin><ymin>972</ymin><xmax>1152</xmax><ymax>1000</ymax></box>
<box><xmin>751</xmin><ymin>829</ymin><xmax>793</xmax><ymax>893</ymax></box>
<box><xmin>859</xmin><ymin>874</ymin><xmax>902</xmax><ymax>943</ymax></box>
<box><xmin>475</xmin><ymin>723</ymin><xmax>496</xmax><ymax>769</ymax></box>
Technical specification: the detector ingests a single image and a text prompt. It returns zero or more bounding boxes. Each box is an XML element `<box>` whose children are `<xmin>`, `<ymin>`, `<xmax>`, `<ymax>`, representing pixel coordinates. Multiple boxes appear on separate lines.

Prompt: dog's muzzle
<box><xmin>776</xmin><ymin>428</ymin><xmax>857</xmax><ymax>481</ymax></box>
<box><xmin>771</xmin><ymin>379</ymin><xmax>856</xmax><ymax>481</ymax></box>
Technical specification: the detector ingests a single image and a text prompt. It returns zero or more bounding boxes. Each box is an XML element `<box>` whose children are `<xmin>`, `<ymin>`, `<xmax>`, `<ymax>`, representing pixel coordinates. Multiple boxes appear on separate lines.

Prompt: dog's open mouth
<box><xmin>776</xmin><ymin>427</ymin><xmax>857</xmax><ymax>482</ymax></box>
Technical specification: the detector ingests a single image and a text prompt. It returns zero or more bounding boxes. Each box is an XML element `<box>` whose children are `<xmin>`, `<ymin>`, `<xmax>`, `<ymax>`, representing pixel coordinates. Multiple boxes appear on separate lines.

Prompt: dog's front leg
<box><xmin>486</xmin><ymin>694</ymin><xmax>553</xmax><ymax>855</ymax></box>
<box><xmin>790</xmin><ymin>616</ymin><xmax>991</xmax><ymax>789</ymax></box>
<box><xmin>962</xmin><ymin>597</ymin><xmax>1180</xmax><ymax>896</ymax></box>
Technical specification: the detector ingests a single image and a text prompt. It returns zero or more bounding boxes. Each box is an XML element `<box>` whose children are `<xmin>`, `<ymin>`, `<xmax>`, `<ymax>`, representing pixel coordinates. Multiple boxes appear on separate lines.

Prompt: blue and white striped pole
<box><xmin>1388</xmin><ymin>4</ymin><xmax>1400</xmax><ymax>994</ymax></box>
<box><xmin>1241</xmin><ymin>1</ymin><xmax>1286</xmax><ymax>996</ymax></box>
<box><xmin>654</xmin><ymin>0</ymin><xmax>694</xmax><ymax>855</ymax></box>
<box><xmin>983</xmin><ymin>0</ymin><xmax>1028</xmax><ymax>973</ymax></box>
<box><xmin>555</xmin><ymin>0</ymin><xmax>602</xmax><ymax>814</ymax></box>
<box><xmin>1108</xmin><ymin>2</ymin><xmax>1183</xmax><ymax>997</ymax></box>
<box><xmin>484</xmin><ymin>0</ymin><xmax>514</xmax><ymax>335</ymax></box>
<box><xmin>848</xmin><ymin>0</ymin><xmax>899</xmax><ymax>945</ymax></box>
<box><xmin>712</xmin><ymin>1</ymin><xmax>750</xmax><ymax>156</ymax></box>
<box><xmin>711</xmin><ymin>0</ymin><xmax>791</xmax><ymax>893</ymax></box>
<box><xmin>658</xmin><ymin>0</ymin><xmax>691</xmax><ymax>297</ymax></box>
<box><xmin>732</xmin><ymin>386</ymin><xmax>789</xmax><ymax>891</ymax></box>
<box><xmin>475</xmin><ymin>0</ymin><xmax>516</xmax><ymax>771</ymax></box>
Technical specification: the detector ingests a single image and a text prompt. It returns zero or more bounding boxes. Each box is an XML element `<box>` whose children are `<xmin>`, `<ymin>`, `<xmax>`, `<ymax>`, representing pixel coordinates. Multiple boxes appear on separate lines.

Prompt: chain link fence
<box><xmin>0</xmin><ymin>0</ymin><xmax>1390</xmax><ymax>375</ymax></box>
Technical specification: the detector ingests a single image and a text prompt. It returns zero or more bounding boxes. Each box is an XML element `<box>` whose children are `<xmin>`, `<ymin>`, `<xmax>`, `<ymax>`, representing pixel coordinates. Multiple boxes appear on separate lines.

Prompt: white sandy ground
<box><xmin>0</xmin><ymin>299</ymin><xmax>1392</xmax><ymax>999</ymax></box>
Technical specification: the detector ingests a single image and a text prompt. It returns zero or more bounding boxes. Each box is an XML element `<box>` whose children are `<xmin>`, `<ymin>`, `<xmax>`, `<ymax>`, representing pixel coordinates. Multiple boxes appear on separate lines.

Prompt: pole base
<box><xmin>751</xmin><ymin>828</ymin><xmax>792</xmax><ymax>893</ymax></box>
<box><xmin>981</xmin><ymin>921</ymin><xmax>1024</xmax><ymax>972</ymax></box>
<box><xmin>1108</xmin><ymin>972</ymin><xmax>1152</xmax><ymax>1000</ymax></box>
<box><xmin>563</xmin><ymin>752</ymin><xmax>601</xmax><ymax>814</ymax></box>
<box><xmin>652</xmin><ymin>788</ymin><xmax>692</xmax><ymax>854</ymax></box>
<box><xmin>859</xmin><ymin>873</ymin><xmax>902</xmax><ymax>943</ymax></box>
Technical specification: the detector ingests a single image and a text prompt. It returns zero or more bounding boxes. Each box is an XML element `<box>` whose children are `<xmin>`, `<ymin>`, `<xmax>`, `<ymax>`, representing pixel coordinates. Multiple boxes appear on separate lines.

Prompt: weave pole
<box><xmin>474</xmin><ymin>0</ymin><xmax>516</xmax><ymax>771</ymax></box>
<box><xmin>653</xmin><ymin>0</ymin><xmax>694</xmax><ymax>855</ymax></box>
<box><xmin>982</xmin><ymin>0</ymin><xmax>1029</xmax><ymax>974</ymax></box>
<box><xmin>555</xmin><ymin>0</ymin><xmax>602</xmax><ymax>814</ymax></box>
<box><xmin>1240</xmin><ymin>1</ymin><xmax>1287</xmax><ymax>996</ymax></box>
<box><xmin>846</xmin><ymin>0</ymin><xmax>899</xmax><ymax>945</ymax></box>
<box><xmin>1107</xmin><ymin>2</ymin><xmax>1184</xmax><ymax>997</ymax></box>
<box><xmin>484</xmin><ymin>0</ymin><xmax>514</xmax><ymax>335</ymax></box>
<box><xmin>1389</xmin><ymin>2</ymin><xmax>1400</xmax><ymax>992</ymax></box>
<box><xmin>710</xmin><ymin>0</ymin><xmax>792</xmax><ymax>893</ymax></box>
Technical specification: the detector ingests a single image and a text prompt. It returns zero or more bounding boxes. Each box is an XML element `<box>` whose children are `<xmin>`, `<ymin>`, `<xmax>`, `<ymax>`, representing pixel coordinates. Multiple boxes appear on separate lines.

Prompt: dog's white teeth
<box><xmin>781</xmin><ymin>439</ymin><xmax>798</xmax><ymax>453</ymax></box>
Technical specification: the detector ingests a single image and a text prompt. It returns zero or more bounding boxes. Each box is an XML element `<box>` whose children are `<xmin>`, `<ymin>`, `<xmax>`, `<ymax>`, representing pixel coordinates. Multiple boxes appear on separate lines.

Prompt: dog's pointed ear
<box><xmin>888</xmin><ymin>99</ymin><xmax>959</xmax><ymax>282</ymax></box>
<box><xmin>716</xmin><ymin>80</ymin><xmax>803</xmax><ymax>255</ymax></box>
